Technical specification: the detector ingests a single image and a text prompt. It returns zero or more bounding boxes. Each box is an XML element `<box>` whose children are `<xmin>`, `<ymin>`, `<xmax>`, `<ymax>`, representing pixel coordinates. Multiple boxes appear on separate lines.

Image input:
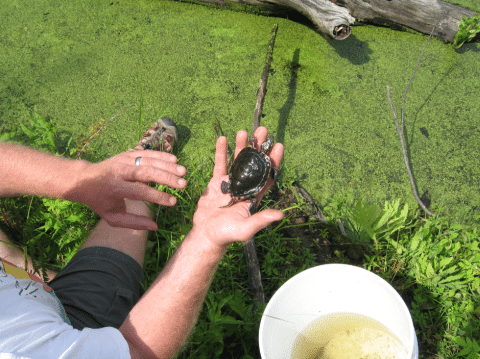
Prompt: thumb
<box><xmin>103</xmin><ymin>213</ymin><xmax>158</xmax><ymax>231</ymax></box>
<box><xmin>243</xmin><ymin>209</ymin><xmax>284</xmax><ymax>238</ymax></box>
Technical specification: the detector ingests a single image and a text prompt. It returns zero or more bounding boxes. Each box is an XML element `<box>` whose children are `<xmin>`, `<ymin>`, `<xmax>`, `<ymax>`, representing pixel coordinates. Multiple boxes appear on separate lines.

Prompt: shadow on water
<box><xmin>267</xmin><ymin>11</ymin><xmax>372</xmax><ymax>66</ymax></box>
<box><xmin>174</xmin><ymin>124</ymin><xmax>191</xmax><ymax>154</ymax></box>
<box><xmin>407</xmin><ymin>60</ymin><xmax>457</xmax><ymax>146</ymax></box>
<box><xmin>276</xmin><ymin>48</ymin><xmax>301</xmax><ymax>145</ymax></box>
<box><xmin>328</xmin><ymin>34</ymin><xmax>372</xmax><ymax>65</ymax></box>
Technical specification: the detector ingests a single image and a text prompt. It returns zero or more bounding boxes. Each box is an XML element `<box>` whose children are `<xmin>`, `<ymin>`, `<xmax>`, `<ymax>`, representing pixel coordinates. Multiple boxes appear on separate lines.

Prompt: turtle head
<box><xmin>260</xmin><ymin>136</ymin><xmax>274</xmax><ymax>154</ymax></box>
<box><xmin>250</xmin><ymin>135</ymin><xmax>274</xmax><ymax>154</ymax></box>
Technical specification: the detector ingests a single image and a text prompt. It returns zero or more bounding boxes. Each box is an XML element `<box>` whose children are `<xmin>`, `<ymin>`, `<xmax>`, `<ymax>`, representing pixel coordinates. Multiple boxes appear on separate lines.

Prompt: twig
<box><xmin>293</xmin><ymin>181</ymin><xmax>350</xmax><ymax>236</ymax></box>
<box><xmin>245</xmin><ymin>24</ymin><xmax>278</xmax><ymax>313</ymax></box>
<box><xmin>386</xmin><ymin>87</ymin><xmax>433</xmax><ymax>217</ymax></box>
<box><xmin>76</xmin><ymin>100</ymin><xmax>137</xmax><ymax>159</ymax></box>
<box><xmin>386</xmin><ymin>15</ymin><xmax>446</xmax><ymax>218</ymax></box>
<box><xmin>293</xmin><ymin>181</ymin><xmax>329</xmax><ymax>224</ymax></box>
<box><xmin>252</xmin><ymin>24</ymin><xmax>278</xmax><ymax>135</ymax></box>
<box><xmin>243</xmin><ymin>240</ymin><xmax>265</xmax><ymax>311</ymax></box>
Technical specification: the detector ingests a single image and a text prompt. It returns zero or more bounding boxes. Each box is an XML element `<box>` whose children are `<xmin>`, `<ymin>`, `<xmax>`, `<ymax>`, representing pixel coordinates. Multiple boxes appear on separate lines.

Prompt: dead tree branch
<box><xmin>176</xmin><ymin>0</ymin><xmax>475</xmax><ymax>42</ymax></box>
<box><xmin>252</xmin><ymin>24</ymin><xmax>278</xmax><ymax>135</ymax></box>
<box><xmin>386</xmin><ymin>16</ymin><xmax>445</xmax><ymax>218</ymax></box>
<box><xmin>245</xmin><ymin>24</ymin><xmax>279</xmax><ymax>313</ymax></box>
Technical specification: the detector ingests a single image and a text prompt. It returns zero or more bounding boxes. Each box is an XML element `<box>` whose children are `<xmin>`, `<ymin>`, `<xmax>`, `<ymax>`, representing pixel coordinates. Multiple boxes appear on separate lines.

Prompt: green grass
<box><xmin>1</xmin><ymin>107</ymin><xmax>479</xmax><ymax>358</ymax></box>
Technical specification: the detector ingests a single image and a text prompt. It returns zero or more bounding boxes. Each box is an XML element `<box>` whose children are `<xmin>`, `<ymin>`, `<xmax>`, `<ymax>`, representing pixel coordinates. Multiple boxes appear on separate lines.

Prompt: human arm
<box><xmin>118</xmin><ymin>127</ymin><xmax>284</xmax><ymax>359</ymax></box>
<box><xmin>0</xmin><ymin>142</ymin><xmax>187</xmax><ymax>230</ymax></box>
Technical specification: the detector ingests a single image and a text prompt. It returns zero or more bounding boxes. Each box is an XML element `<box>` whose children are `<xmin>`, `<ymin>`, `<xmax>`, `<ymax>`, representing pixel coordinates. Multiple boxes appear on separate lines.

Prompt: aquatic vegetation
<box><xmin>453</xmin><ymin>12</ymin><xmax>480</xmax><ymax>49</ymax></box>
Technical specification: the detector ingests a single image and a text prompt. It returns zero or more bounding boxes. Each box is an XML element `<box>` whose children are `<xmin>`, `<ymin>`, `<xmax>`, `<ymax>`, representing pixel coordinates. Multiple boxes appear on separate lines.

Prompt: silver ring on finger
<box><xmin>135</xmin><ymin>157</ymin><xmax>142</xmax><ymax>166</ymax></box>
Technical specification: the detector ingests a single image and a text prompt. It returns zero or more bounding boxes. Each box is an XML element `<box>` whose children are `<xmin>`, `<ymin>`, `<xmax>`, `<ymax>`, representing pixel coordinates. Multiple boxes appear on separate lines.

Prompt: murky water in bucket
<box><xmin>291</xmin><ymin>312</ymin><xmax>408</xmax><ymax>359</ymax></box>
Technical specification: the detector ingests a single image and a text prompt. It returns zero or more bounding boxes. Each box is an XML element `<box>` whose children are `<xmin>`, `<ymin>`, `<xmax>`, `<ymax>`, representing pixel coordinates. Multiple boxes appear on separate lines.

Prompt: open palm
<box><xmin>193</xmin><ymin>127</ymin><xmax>284</xmax><ymax>249</ymax></box>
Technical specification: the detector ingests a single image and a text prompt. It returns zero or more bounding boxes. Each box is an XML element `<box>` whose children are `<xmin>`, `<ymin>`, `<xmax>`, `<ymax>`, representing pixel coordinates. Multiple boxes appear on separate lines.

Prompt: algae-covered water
<box><xmin>1</xmin><ymin>0</ymin><xmax>479</xmax><ymax>226</ymax></box>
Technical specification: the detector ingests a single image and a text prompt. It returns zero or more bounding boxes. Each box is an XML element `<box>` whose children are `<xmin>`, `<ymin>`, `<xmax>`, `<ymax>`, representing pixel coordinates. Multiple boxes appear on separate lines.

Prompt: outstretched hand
<box><xmin>193</xmin><ymin>127</ymin><xmax>284</xmax><ymax>249</ymax></box>
<box><xmin>65</xmin><ymin>150</ymin><xmax>187</xmax><ymax>230</ymax></box>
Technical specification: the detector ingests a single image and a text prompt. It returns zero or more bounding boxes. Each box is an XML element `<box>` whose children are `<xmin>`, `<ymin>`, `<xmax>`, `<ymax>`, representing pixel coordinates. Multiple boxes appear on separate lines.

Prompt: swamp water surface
<box><xmin>0</xmin><ymin>0</ymin><xmax>479</xmax><ymax>226</ymax></box>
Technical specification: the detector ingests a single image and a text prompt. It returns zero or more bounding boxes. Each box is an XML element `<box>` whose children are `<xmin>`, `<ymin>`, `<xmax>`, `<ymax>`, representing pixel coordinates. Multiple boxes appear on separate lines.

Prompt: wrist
<box><xmin>61</xmin><ymin>160</ymin><xmax>92</xmax><ymax>203</ymax></box>
<box><xmin>188</xmin><ymin>225</ymin><xmax>229</xmax><ymax>256</ymax></box>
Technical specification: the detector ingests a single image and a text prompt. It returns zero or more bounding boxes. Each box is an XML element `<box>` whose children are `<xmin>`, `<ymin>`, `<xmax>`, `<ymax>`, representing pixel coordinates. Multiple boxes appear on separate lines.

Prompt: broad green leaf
<box><xmin>438</xmin><ymin>257</ymin><xmax>454</xmax><ymax>269</ymax></box>
<box><xmin>452</xmin><ymin>336</ymin><xmax>467</xmax><ymax>347</ymax></box>
<box><xmin>438</xmin><ymin>273</ymin><xmax>465</xmax><ymax>285</ymax></box>
<box><xmin>426</xmin><ymin>262</ymin><xmax>435</xmax><ymax>278</ymax></box>
<box><xmin>410</xmin><ymin>236</ymin><xmax>420</xmax><ymax>251</ymax></box>
<box><xmin>217</xmin><ymin>294</ymin><xmax>234</xmax><ymax>312</ymax></box>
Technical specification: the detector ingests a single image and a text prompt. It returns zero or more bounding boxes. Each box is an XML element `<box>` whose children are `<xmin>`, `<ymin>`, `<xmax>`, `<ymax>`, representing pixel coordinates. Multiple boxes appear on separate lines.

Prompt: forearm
<box><xmin>119</xmin><ymin>227</ymin><xmax>227</xmax><ymax>359</ymax></box>
<box><xmin>0</xmin><ymin>142</ymin><xmax>87</xmax><ymax>199</ymax></box>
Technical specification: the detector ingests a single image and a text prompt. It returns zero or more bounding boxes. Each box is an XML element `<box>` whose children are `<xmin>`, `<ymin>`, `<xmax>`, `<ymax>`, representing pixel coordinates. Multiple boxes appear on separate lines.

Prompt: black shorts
<box><xmin>47</xmin><ymin>246</ymin><xmax>145</xmax><ymax>330</ymax></box>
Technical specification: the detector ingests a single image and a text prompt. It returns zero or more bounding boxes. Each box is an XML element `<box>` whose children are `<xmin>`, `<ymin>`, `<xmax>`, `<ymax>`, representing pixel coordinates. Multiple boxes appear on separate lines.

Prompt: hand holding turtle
<box><xmin>192</xmin><ymin>127</ymin><xmax>284</xmax><ymax>250</ymax></box>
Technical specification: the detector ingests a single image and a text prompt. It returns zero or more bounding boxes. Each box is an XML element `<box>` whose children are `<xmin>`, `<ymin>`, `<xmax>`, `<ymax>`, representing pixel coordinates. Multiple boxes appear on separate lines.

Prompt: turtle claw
<box><xmin>249</xmin><ymin>199</ymin><xmax>258</xmax><ymax>215</ymax></box>
<box><xmin>220</xmin><ymin>197</ymin><xmax>236</xmax><ymax>209</ymax></box>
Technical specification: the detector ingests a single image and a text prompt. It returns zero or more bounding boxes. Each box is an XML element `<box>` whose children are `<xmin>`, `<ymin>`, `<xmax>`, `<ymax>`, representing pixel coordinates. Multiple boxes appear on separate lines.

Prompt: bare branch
<box><xmin>387</xmin><ymin>86</ymin><xmax>434</xmax><ymax>217</ymax></box>
<box><xmin>401</xmin><ymin>12</ymin><xmax>447</xmax><ymax>132</ymax></box>
<box><xmin>385</xmin><ymin>14</ymin><xmax>447</xmax><ymax>218</ymax></box>
<box><xmin>252</xmin><ymin>24</ymin><xmax>278</xmax><ymax>135</ymax></box>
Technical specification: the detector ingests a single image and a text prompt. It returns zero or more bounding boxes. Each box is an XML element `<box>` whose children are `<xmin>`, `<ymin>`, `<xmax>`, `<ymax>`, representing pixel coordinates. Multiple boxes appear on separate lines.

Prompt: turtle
<box><xmin>221</xmin><ymin>136</ymin><xmax>279</xmax><ymax>213</ymax></box>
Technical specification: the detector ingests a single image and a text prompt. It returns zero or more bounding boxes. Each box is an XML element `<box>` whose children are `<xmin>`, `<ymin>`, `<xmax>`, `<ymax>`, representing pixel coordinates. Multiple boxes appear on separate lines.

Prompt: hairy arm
<box><xmin>119</xmin><ymin>128</ymin><xmax>284</xmax><ymax>359</ymax></box>
<box><xmin>0</xmin><ymin>142</ymin><xmax>88</xmax><ymax>199</ymax></box>
<box><xmin>0</xmin><ymin>142</ymin><xmax>187</xmax><ymax>230</ymax></box>
<box><xmin>119</xmin><ymin>227</ymin><xmax>227</xmax><ymax>359</ymax></box>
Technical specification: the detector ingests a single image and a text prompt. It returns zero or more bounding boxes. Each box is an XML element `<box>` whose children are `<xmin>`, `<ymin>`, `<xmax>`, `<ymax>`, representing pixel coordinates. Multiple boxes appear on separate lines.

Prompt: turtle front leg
<box><xmin>249</xmin><ymin>198</ymin><xmax>258</xmax><ymax>215</ymax></box>
<box><xmin>271</xmin><ymin>167</ymin><xmax>279</xmax><ymax>181</ymax></box>
<box><xmin>221</xmin><ymin>180</ymin><xmax>231</xmax><ymax>194</ymax></box>
<box><xmin>220</xmin><ymin>180</ymin><xmax>236</xmax><ymax>208</ymax></box>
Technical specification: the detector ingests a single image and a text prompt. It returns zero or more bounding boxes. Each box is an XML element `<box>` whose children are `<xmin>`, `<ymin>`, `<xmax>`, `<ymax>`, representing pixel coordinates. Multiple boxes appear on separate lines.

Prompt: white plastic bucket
<box><xmin>259</xmin><ymin>264</ymin><xmax>418</xmax><ymax>359</ymax></box>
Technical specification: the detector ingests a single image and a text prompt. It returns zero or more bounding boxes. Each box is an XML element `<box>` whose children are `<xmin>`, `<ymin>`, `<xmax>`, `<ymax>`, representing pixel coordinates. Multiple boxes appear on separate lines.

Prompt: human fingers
<box><xmin>117</xmin><ymin>163</ymin><xmax>187</xmax><ymax>189</ymax></box>
<box><xmin>269</xmin><ymin>142</ymin><xmax>284</xmax><ymax>169</ymax></box>
<box><xmin>103</xmin><ymin>212</ymin><xmax>158</xmax><ymax>231</ymax></box>
<box><xmin>252</xmin><ymin>126</ymin><xmax>269</xmax><ymax>151</ymax></box>
<box><xmin>213</xmin><ymin>136</ymin><xmax>228</xmax><ymax>177</ymax></box>
<box><xmin>234</xmin><ymin>130</ymin><xmax>249</xmax><ymax>158</ymax></box>
<box><xmin>124</xmin><ymin>150</ymin><xmax>178</xmax><ymax>164</ymax></box>
<box><xmin>239</xmin><ymin>208</ymin><xmax>284</xmax><ymax>240</ymax></box>
<box><xmin>119</xmin><ymin>181</ymin><xmax>179</xmax><ymax>207</ymax></box>
<box><xmin>127</xmin><ymin>156</ymin><xmax>186</xmax><ymax>177</ymax></box>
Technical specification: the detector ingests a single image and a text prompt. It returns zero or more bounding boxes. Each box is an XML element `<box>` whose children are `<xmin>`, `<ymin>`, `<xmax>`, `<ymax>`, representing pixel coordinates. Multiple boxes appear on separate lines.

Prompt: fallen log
<box><xmin>267</xmin><ymin>0</ymin><xmax>354</xmax><ymax>39</ymax></box>
<box><xmin>178</xmin><ymin>0</ymin><xmax>355</xmax><ymax>39</ymax></box>
<box><xmin>176</xmin><ymin>0</ymin><xmax>477</xmax><ymax>42</ymax></box>
<box><xmin>337</xmin><ymin>0</ymin><xmax>477</xmax><ymax>43</ymax></box>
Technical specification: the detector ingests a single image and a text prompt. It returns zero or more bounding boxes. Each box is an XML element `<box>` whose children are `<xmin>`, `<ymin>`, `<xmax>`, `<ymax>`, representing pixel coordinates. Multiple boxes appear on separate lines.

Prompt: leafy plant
<box><xmin>0</xmin><ymin>106</ymin><xmax>58</xmax><ymax>154</ymax></box>
<box><xmin>178</xmin><ymin>290</ymin><xmax>260</xmax><ymax>359</ymax></box>
<box><xmin>345</xmin><ymin>199</ymin><xmax>409</xmax><ymax>248</ymax></box>
<box><xmin>452</xmin><ymin>337</ymin><xmax>480</xmax><ymax>359</ymax></box>
<box><xmin>453</xmin><ymin>12</ymin><xmax>480</xmax><ymax>49</ymax></box>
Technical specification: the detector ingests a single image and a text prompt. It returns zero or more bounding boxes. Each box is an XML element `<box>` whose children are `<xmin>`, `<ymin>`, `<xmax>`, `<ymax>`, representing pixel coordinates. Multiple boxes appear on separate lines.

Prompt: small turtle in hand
<box><xmin>221</xmin><ymin>136</ymin><xmax>279</xmax><ymax>213</ymax></box>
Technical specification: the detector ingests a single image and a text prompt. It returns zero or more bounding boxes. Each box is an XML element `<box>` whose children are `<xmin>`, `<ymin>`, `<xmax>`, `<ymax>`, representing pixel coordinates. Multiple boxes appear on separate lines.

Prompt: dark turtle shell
<box><xmin>229</xmin><ymin>147</ymin><xmax>271</xmax><ymax>199</ymax></box>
